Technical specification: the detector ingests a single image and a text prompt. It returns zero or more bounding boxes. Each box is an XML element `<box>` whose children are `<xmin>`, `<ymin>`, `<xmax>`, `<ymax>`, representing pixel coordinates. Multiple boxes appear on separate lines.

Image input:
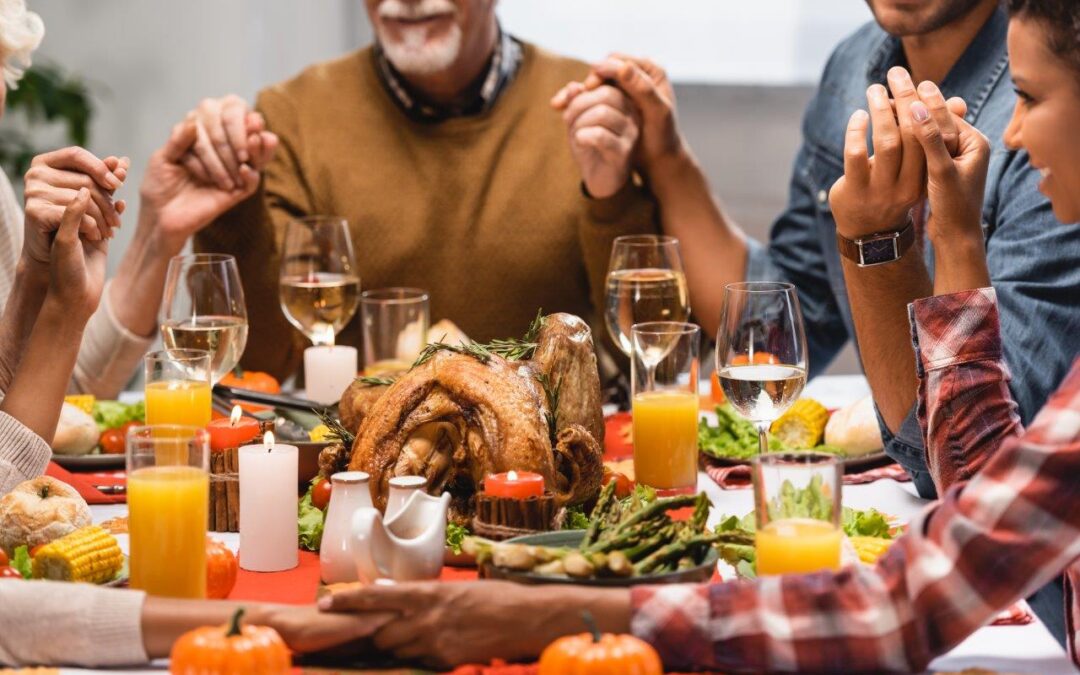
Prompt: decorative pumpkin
<box><xmin>170</xmin><ymin>608</ymin><xmax>290</xmax><ymax>675</ymax></box>
<box><xmin>538</xmin><ymin>614</ymin><xmax>662</xmax><ymax>675</ymax></box>
<box><xmin>206</xmin><ymin>538</ymin><xmax>238</xmax><ymax>600</ymax></box>
<box><xmin>220</xmin><ymin>367</ymin><xmax>281</xmax><ymax>414</ymax></box>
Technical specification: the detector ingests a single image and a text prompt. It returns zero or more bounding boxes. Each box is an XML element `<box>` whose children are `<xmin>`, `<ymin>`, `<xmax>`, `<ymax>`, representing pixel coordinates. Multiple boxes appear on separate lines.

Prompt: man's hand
<box><xmin>321</xmin><ymin>580</ymin><xmax>631</xmax><ymax>669</ymax></box>
<box><xmin>46</xmin><ymin>188</ymin><xmax>107</xmax><ymax>322</ymax></box>
<box><xmin>551</xmin><ymin>80</ymin><xmax>640</xmax><ymax>199</ymax></box>
<box><xmin>139</xmin><ymin>109</ymin><xmax>277</xmax><ymax>257</ymax></box>
<box><xmin>23</xmin><ymin>147</ymin><xmax>128</xmax><ymax>266</ymax></box>
<box><xmin>184</xmin><ymin>94</ymin><xmax>261</xmax><ymax>191</ymax></box>
<box><xmin>247</xmin><ymin>603</ymin><xmax>394</xmax><ymax>655</ymax></box>
<box><xmin>555</xmin><ymin>55</ymin><xmax>684</xmax><ymax>179</ymax></box>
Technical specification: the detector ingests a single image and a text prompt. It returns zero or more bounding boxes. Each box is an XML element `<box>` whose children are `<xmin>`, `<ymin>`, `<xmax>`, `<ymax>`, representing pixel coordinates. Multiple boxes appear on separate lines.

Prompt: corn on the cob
<box><xmin>64</xmin><ymin>394</ymin><xmax>95</xmax><ymax>415</ymax></box>
<box><xmin>771</xmin><ymin>398</ymin><xmax>830</xmax><ymax>448</ymax></box>
<box><xmin>32</xmin><ymin>525</ymin><xmax>123</xmax><ymax>584</ymax></box>
<box><xmin>850</xmin><ymin>536</ymin><xmax>893</xmax><ymax>565</ymax></box>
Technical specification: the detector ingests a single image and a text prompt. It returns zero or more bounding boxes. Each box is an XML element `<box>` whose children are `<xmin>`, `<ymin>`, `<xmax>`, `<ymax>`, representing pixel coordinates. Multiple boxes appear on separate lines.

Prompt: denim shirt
<box><xmin>745</xmin><ymin>7</ymin><xmax>1079</xmax><ymax>645</ymax></box>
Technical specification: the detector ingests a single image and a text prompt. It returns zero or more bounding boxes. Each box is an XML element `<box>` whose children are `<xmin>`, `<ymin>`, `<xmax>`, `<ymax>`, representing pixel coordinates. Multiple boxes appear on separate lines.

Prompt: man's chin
<box><xmin>380</xmin><ymin>33</ymin><xmax>462</xmax><ymax>77</ymax></box>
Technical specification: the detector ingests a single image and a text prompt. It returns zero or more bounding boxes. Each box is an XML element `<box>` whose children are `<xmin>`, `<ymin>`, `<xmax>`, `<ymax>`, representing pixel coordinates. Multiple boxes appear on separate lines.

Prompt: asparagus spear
<box><xmin>583</xmin><ymin>480</ymin><xmax>617</xmax><ymax>547</ymax></box>
<box><xmin>634</xmin><ymin>532</ymin><xmax>721</xmax><ymax>574</ymax></box>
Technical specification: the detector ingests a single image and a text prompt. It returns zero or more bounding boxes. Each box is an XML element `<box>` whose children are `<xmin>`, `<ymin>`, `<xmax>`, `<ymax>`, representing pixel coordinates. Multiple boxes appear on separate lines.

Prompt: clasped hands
<box><xmin>829</xmin><ymin>66</ymin><xmax>990</xmax><ymax>247</ymax></box>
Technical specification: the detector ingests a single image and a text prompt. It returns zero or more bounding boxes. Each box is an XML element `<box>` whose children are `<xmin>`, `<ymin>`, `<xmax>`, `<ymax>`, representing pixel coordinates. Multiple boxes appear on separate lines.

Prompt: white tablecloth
<box><xmin>67</xmin><ymin>376</ymin><xmax>1076</xmax><ymax>674</ymax></box>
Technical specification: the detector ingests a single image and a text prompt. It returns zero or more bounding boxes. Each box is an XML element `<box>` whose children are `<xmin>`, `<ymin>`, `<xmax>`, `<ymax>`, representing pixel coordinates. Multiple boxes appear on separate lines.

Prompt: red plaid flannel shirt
<box><xmin>630</xmin><ymin>288</ymin><xmax>1080</xmax><ymax>672</ymax></box>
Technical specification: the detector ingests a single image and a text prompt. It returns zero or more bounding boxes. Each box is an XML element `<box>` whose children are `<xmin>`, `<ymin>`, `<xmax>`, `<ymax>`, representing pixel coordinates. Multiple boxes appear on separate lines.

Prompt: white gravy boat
<box><xmin>351</xmin><ymin>489</ymin><xmax>451</xmax><ymax>582</ymax></box>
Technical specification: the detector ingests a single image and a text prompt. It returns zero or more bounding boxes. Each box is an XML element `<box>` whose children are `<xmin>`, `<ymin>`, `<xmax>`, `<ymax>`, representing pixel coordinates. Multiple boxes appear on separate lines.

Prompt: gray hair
<box><xmin>0</xmin><ymin>0</ymin><xmax>43</xmax><ymax>89</ymax></box>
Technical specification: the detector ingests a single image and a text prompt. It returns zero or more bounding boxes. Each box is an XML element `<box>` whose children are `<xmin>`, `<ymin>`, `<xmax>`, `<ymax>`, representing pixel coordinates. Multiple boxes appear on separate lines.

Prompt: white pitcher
<box><xmin>320</xmin><ymin>471</ymin><xmax>372</xmax><ymax>584</ymax></box>
<box><xmin>351</xmin><ymin>489</ymin><xmax>450</xmax><ymax>583</ymax></box>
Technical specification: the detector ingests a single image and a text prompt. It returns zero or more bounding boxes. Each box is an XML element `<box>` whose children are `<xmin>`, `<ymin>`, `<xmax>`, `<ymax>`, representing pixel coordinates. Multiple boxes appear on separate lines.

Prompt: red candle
<box><xmin>484</xmin><ymin>470</ymin><xmax>545</xmax><ymax>499</ymax></box>
<box><xmin>207</xmin><ymin>406</ymin><xmax>260</xmax><ymax>452</ymax></box>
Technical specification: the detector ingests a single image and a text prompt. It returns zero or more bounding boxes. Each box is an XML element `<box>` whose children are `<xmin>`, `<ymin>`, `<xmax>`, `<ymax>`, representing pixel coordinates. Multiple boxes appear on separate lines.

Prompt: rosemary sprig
<box><xmin>313</xmin><ymin>408</ymin><xmax>355</xmax><ymax>447</ymax></box>
<box><xmin>412</xmin><ymin>341</ymin><xmax>493</xmax><ymax>368</ymax></box>
<box><xmin>536</xmin><ymin>372</ymin><xmax>562</xmax><ymax>445</ymax></box>
<box><xmin>485</xmin><ymin>309</ymin><xmax>545</xmax><ymax>361</ymax></box>
<box><xmin>356</xmin><ymin>375</ymin><xmax>395</xmax><ymax>387</ymax></box>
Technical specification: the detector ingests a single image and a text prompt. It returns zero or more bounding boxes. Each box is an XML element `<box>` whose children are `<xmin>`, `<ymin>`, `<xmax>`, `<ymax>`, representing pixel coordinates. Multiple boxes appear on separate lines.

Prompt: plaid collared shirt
<box><xmin>631</xmin><ymin>288</ymin><xmax>1080</xmax><ymax>672</ymax></box>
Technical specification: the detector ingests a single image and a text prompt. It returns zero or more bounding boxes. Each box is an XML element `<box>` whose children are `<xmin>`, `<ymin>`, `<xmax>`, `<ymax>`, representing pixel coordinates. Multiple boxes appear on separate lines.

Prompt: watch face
<box><xmin>860</xmin><ymin>237</ymin><xmax>898</xmax><ymax>265</ymax></box>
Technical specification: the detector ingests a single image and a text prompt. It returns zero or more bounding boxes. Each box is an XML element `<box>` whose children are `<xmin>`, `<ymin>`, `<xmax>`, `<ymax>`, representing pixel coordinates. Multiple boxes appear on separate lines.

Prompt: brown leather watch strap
<box><xmin>836</xmin><ymin>219</ymin><xmax>916</xmax><ymax>267</ymax></box>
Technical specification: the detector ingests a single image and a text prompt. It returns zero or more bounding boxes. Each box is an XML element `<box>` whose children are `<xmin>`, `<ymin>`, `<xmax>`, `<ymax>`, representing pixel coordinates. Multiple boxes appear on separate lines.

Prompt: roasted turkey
<box><xmin>342</xmin><ymin>313</ymin><xmax>605</xmax><ymax>524</ymax></box>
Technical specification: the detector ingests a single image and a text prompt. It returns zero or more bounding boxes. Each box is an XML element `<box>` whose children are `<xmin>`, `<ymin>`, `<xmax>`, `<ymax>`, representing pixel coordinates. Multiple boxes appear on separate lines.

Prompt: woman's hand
<box><xmin>22</xmin><ymin>147</ymin><xmax>127</xmax><ymax>267</ymax></box>
<box><xmin>138</xmin><ymin>113</ymin><xmax>277</xmax><ymax>257</ymax></box>
<box><xmin>46</xmin><ymin>188</ymin><xmax>108</xmax><ymax>322</ymax></box>
<box><xmin>247</xmin><ymin>603</ymin><xmax>394</xmax><ymax>655</ymax></box>
<box><xmin>909</xmin><ymin>81</ymin><xmax>992</xmax><ymax>294</ymax></box>
<box><xmin>321</xmin><ymin>580</ymin><xmax>632</xmax><ymax>669</ymax></box>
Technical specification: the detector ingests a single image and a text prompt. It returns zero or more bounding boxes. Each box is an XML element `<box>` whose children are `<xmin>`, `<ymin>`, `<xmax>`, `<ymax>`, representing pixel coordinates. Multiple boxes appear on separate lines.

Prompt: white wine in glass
<box><xmin>716</xmin><ymin>282</ymin><xmax>808</xmax><ymax>454</ymax></box>
<box><xmin>604</xmin><ymin>236</ymin><xmax>689</xmax><ymax>356</ymax></box>
<box><xmin>160</xmin><ymin>254</ymin><xmax>248</xmax><ymax>384</ymax></box>
<box><xmin>279</xmin><ymin>217</ymin><xmax>360</xmax><ymax>346</ymax></box>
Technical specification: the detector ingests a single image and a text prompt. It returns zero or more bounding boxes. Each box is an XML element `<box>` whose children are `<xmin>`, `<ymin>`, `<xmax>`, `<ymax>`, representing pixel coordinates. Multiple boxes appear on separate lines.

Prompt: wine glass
<box><xmin>604</xmin><ymin>235</ymin><xmax>690</xmax><ymax>356</ymax></box>
<box><xmin>279</xmin><ymin>216</ymin><xmax>361</xmax><ymax>346</ymax></box>
<box><xmin>161</xmin><ymin>253</ymin><xmax>248</xmax><ymax>384</ymax></box>
<box><xmin>715</xmin><ymin>282</ymin><xmax>808</xmax><ymax>456</ymax></box>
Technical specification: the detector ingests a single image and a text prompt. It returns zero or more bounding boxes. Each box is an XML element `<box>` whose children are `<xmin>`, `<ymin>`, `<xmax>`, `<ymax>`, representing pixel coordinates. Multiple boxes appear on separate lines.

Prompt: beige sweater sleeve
<box><xmin>0</xmin><ymin>410</ymin><xmax>51</xmax><ymax>494</ymax></box>
<box><xmin>69</xmin><ymin>279</ymin><xmax>154</xmax><ymax>399</ymax></box>
<box><xmin>0</xmin><ymin>580</ymin><xmax>148</xmax><ymax>668</ymax></box>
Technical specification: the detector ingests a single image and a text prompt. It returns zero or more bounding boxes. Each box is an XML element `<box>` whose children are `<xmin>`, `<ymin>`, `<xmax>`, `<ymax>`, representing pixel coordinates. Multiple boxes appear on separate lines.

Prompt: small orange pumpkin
<box><xmin>220</xmin><ymin>367</ymin><xmax>281</xmax><ymax>414</ymax></box>
<box><xmin>170</xmin><ymin>608</ymin><xmax>290</xmax><ymax>675</ymax></box>
<box><xmin>538</xmin><ymin>613</ymin><xmax>662</xmax><ymax>675</ymax></box>
<box><xmin>206</xmin><ymin>538</ymin><xmax>238</xmax><ymax>600</ymax></box>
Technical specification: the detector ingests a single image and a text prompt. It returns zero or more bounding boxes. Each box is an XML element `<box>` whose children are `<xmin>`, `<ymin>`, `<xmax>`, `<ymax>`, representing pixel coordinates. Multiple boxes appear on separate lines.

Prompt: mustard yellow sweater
<box><xmin>196</xmin><ymin>43</ymin><xmax>657</xmax><ymax>380</ymax></box>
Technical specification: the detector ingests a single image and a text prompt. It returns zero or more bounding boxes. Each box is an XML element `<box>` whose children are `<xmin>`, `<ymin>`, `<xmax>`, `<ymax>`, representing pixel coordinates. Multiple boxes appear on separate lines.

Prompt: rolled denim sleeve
<box><xmin>876</xmin><ymin>405</ymin><xmax>937</xmax><ymax>497</ymax></box>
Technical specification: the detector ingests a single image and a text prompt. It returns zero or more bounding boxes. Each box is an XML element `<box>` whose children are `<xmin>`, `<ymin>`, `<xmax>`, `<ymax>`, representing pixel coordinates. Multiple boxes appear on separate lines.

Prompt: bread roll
<box><xmin>0</xmin><ymin>476</ymin><xmax>92</xmax><ymax>555</ymax></box>
<box><xmin>824</xmin><ymin>396</ymin><xmax>884</xmax><ymax>457</ymax></box>
<box><xmin>52</xmin><ymin>402</ymin><xmax>100</xmax><ymax>456</ymax></box>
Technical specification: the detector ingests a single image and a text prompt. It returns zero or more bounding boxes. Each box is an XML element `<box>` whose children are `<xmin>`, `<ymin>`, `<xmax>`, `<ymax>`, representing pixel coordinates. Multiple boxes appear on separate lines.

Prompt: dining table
<box><xmin>51</xmin><ymin>375</ymin><xmax>1076</xmax><ymax>674</ymax></box>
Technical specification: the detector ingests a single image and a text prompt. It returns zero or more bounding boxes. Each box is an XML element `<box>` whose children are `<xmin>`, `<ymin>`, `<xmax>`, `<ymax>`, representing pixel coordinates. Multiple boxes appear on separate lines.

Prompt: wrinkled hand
<box><xmin>139</xmin><ymin>109</ymin><xmax>277</xmax><ymax>256</ymax></box>
<box><xmin>321</xmin><ymin>581</ymin><xmax>561</xmax><ymax>668</ymax></box>
<box><xmin>47</xmin><ymin>188</ymin><xmax>108</xmax><ymax>321</ymax></box>
<box><xmin>184</xmin><ymin>94</ymin><xmax>265</xmax><ymax>191</ymax></box>
<box><xmin>908</xmin><ymin>81</ymin><xmax>990</xmax><ymax>244</ymax></box>
<box><xmin>555</xmin><ymin>54</ymin><xmax>683</xmax><ymax>178</ymax></box>
<box><xmin>23</xmin><ymin>147</ymin><xmax>128</xmax><ymax>266</ymax></box>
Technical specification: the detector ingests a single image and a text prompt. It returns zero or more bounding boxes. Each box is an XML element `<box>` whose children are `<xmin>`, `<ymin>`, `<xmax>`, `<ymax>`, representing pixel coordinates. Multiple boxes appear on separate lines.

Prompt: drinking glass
<box><xmin>752</xmin><ymin>452</ymin><xmax>842</xmax><ymax>575</ymax></box>
<box><xmin>716</xmin><ymin>282</ymin><xmax>807</xmax><ymax>455</ymax></box>
<box><xmin>630</xmin><ymin>321</ymin><xmax>700</xmax><ymax>493</ymax></box>
<box><xmin>160</xmin><ymin>253</ymin><xmax>248</xmax><ymax>384</ymax></box>
<box><xmin>144</xmin><ymin>349</ymin><xmax>212</xmax><ymax>428</ymax></box>
<box><xmin>126</xmin><ymin>424</ymin><xmax>210</xmax><ymax>598</ymax></box>
<box><xmin>279</xmin><ymin>216</ymin><xmax>361</xmax><ymax>346</ymax></box>
<box><xmin>604</xmin><ymin>235</ymin><xmax>690</xmax><ymax>356</ymax></box>
<box><xmin>360</xmin><ymin>288</ymin><xmax>430</xmax><ymax>375</ymax></box>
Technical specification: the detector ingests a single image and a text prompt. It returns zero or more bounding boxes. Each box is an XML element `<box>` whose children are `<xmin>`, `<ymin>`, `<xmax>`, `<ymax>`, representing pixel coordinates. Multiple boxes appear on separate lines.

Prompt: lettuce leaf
<box><xmin>446</xmin><ymin>523</ymin><xmax>469</xmax><ymax>554</ymax></box>
<box><xmin>92</xmin><ymin>400</ymin><xmax>145</xmax><ymax>432</ymax></box>
<box><xmin>12</xmin><ymin>545</ymin><xmax>32</xmax><ymax>579</ymax></box>
<box><xmin>297</xmin><ymin>478</ymin><xmax>326</xmax><ymax>552</ymax></box>
<box><xmin>841</xmin><ymin>507</ymin><xmax>894</xmax><ymax>539</ymax></box>
<box><xmin>698</xmin><ymin>404</ymin><xmax>786</xmax><ymax>460</ymax></box>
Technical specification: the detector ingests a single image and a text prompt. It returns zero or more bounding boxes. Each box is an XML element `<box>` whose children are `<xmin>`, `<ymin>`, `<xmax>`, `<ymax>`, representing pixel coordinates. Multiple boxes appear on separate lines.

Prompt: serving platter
<box><xmin>480</xmin><ymin>530</ymin><xmax>717</xmax><ymax>587</ymax></box>
<box><xmin>51</xmin><ymin>452</ymin><xmax>125</xmax><ymax>470</ymax></box>
<box><xmin>701</xmin><ymin>450</ymin><xmax>893</xmax><ymax>474</ymax></box>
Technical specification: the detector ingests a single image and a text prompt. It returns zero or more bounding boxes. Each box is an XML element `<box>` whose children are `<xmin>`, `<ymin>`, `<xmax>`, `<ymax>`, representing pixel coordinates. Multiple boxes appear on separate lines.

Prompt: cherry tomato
<box><xmin>0</xmin><ymin>549</ymin><xmax>7</xmax><ymax>567</ymax></box>
<box><xmin>120</xmin><ymin>420</ymin><xmax>140</xmax><ymax>436</ymax></box>
<box><xmin>602</xmin><ymin>468</ymin><xmax>633</xmax><ymax>499</ymax></box>
<box><xmin>0</xmin><ymin>566</ymin><xmax>22</xmax><ymax>579</ymax></box>
<box><xmin>100</xmin><ymin>428</ymin><xmax>125</xmax><ymax>455</ymax></box>
<box><xmin>311</xmin><ymin>478</ymin><xmax>332</xmax><ymax>511</ymax></box>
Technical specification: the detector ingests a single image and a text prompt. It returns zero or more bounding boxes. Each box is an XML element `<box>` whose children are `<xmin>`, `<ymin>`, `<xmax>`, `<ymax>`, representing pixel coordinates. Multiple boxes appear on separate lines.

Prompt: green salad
<box><xmin>698</xmin><ymin>404</ymin><xmax>845</xmax><ymax>460</ymax></box>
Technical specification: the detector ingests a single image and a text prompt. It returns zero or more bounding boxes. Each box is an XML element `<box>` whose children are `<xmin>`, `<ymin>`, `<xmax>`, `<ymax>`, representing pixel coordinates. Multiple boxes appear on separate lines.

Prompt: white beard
<box><xmin>376</xmin><ymin>0</ymin><xmax>462</xmax><ymax>76</ymax></box>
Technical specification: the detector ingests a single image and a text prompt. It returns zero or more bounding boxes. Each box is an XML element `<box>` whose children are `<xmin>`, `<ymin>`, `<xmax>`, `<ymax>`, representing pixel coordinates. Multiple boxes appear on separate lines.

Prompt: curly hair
<box><xmin>1007</xmin><ymin>0</ymin><xmax>1080</xmax><ymax>77</ymax></box>
<box><xmin>0</xmin><ymin>0</ymin><xmax>42</xmax><ymax>89</ymax></box>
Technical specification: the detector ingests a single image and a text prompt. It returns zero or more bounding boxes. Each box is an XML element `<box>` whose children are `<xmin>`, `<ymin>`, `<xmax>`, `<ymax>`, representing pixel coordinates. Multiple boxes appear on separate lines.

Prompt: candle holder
<box><xmin>208</xmin><ymin>447</ymin><xmax>240</xmax><ymax>532</ymax></box>
<box><xmin>471</xmin><ymin>491</ymin><xmax>559</xmax><ymax>541</ymax></box>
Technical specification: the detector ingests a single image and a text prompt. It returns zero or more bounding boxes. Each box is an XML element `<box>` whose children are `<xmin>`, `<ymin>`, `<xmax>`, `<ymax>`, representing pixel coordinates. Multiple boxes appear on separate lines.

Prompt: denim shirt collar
<box><xmin>865</xmin><ymin>6</ymin><xmax>1010</xmax><ymax>123</ymax></box>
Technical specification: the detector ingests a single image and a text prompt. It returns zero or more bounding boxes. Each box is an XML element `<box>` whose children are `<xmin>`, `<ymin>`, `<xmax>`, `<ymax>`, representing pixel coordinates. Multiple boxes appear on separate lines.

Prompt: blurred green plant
<box><xmin>0</xmin><ymin>61</ymin><xmax>93</xmax><ymax>179</ymax></box>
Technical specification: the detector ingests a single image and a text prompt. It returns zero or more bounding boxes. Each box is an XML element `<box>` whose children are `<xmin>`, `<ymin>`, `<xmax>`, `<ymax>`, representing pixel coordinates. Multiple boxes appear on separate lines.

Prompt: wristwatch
<box><xmin>836</xmin><ymin>218</ymin><xmax>915</xmax><ymax>267</ymax></box>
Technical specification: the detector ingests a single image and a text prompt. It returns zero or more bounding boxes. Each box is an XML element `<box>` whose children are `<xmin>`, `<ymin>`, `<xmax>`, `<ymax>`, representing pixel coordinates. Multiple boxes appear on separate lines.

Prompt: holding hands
<box><xmin>45</xmin><ymin>187</ymin><xmax>108</xmax><ymax>321</ymax></box>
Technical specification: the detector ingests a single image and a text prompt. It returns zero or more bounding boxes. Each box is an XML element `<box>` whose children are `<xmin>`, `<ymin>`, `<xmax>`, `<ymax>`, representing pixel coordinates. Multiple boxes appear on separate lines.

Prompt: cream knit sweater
<box><xmin>0</xmin><ymin>411</ymin><xmax>149</xmax><ymax>668</ymax></box>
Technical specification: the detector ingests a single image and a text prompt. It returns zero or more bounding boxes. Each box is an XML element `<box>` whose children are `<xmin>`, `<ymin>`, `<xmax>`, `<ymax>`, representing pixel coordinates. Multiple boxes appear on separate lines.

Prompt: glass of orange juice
<box><xmin>126</xmin><ymin>424</ymin><xmax>210</xmax><ymax>598</ymax></box>
<box><xmin>630</xmin><ymin>321</ymin><xmax>700</xmax><ymax>493</ymax></box>
<box><xmin>752</xmin><ymin>452</ymin><xmax>843</xmax><ymax>575</ymax></box>
<box><xmin>144</xmin><ymin>349</ymin><xmax>212</xmax><ymax>428</ymax></box>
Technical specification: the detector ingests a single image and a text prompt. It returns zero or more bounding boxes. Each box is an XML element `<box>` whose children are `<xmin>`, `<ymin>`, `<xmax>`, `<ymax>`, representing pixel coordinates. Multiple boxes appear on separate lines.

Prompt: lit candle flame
<box><xmin>264</xmin><ymin>431</ymin><xmax>275</xmax><ymax>452</ymax></box>
<box><xmin>507</xmin><ymin>470</ymin><xmax>518</xmax><ymax>481</ymax></box>
<box><xmin>229</xmin><ymin>405</ymin><xmax>242</xmax><ymax>427</ymax></box>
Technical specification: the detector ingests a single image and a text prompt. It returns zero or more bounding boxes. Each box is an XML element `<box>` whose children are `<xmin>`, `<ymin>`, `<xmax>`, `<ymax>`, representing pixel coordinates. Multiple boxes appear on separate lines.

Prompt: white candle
<box><xmin>239</xmin><ymin>432</ymin><xmax>298</xmax><ymax>572</ymax></box>
<box><xmin>305</xmin><ymin>345</ymin><xmax>358</xmax><ymax>405</ymax></box>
